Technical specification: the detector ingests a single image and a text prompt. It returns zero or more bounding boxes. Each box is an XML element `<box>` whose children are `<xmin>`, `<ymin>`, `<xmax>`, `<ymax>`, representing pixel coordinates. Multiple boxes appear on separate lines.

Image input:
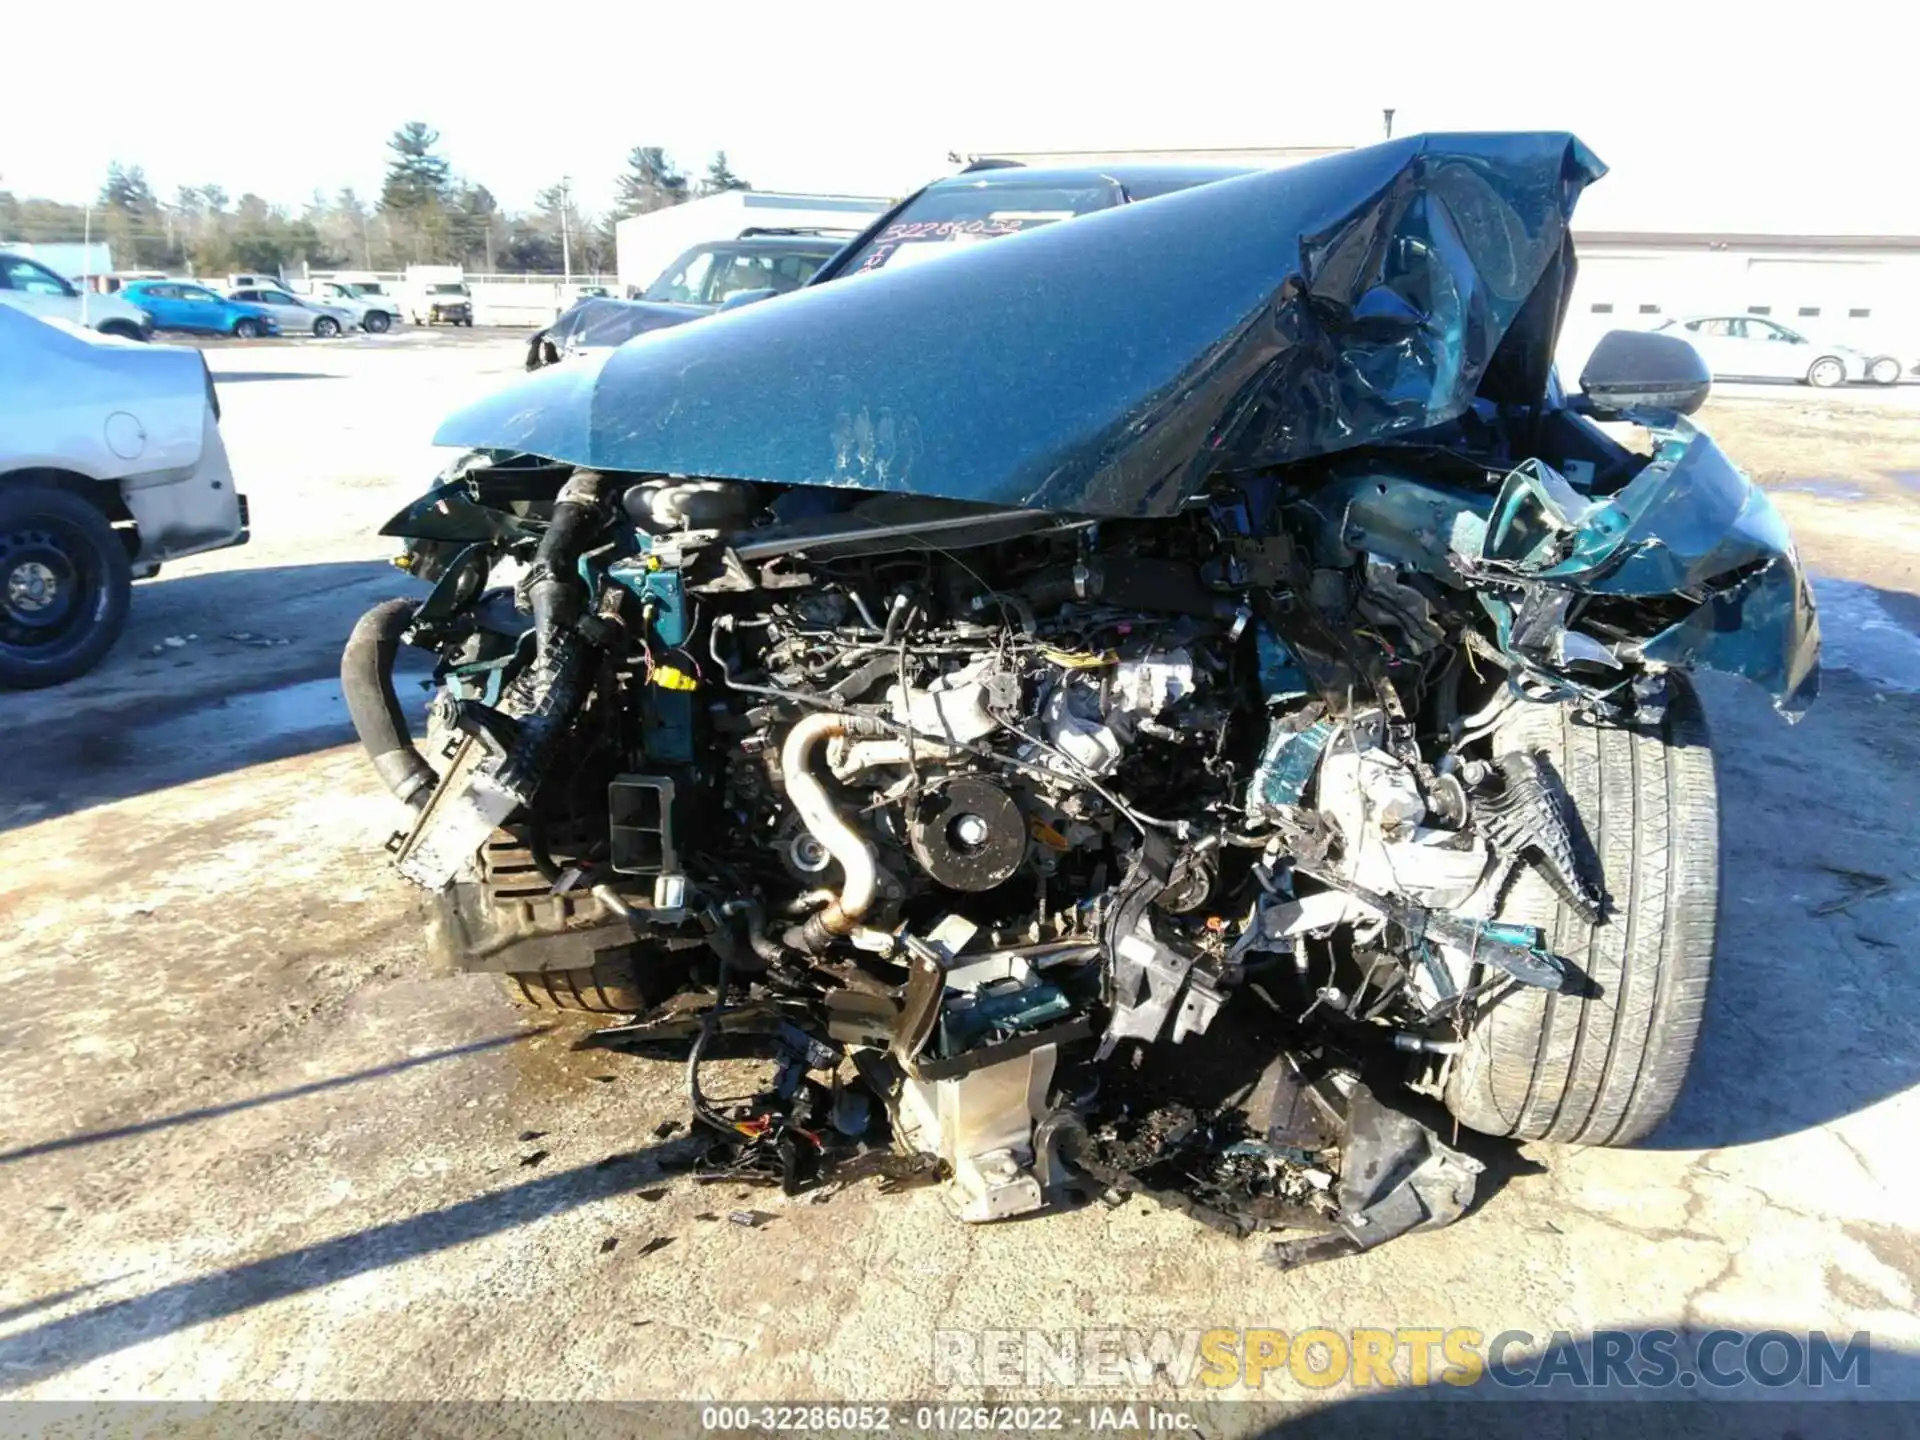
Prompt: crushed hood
<box><xmin>437</xmin><ymin>132</ymin><xmax>1604</xmax><ymax>517</ymax></box>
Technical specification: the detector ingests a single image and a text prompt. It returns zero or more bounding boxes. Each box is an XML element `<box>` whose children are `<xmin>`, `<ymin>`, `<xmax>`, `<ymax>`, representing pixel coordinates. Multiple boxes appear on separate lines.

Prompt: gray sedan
<box><xmin>226</xmin><ymin>287</ymin><xmax>359</xmax><ymax>339</ymax></box>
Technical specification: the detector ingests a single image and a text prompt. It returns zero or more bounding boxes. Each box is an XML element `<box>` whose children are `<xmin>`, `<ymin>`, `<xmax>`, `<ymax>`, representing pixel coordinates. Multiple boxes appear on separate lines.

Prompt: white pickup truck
<box><xmin>0</xmin><ymin>308</ymin><xmax>249</xmax><ymax>686</ymax></box>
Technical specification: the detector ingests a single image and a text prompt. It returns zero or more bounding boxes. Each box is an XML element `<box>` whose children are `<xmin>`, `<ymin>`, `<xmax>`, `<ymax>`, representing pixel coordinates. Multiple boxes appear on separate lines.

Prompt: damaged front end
<box><xmin>345</xmin><ymin>134</ymin><xmax>1817</xmax><ymax>1263</ymax></box>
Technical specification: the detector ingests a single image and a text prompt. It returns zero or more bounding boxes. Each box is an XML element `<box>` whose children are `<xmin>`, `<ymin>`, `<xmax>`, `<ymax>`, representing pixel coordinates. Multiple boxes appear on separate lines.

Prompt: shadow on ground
<box><xmin>1</xmin><ymin>560</ymin><xmax>428</xmax><ymax>830</ymax></box>
<box><xmin>0</xmin><ymin>1031</ymin><xmax>540</xmax><ymax>1166</ymax></box>
<box><xmin>0</xmin><ymin>1134</ymin><xmax>697</xmax><ymax>1390</ymax></box>
<box><xmin>1643</xmin><ymin>668</ymin><xmax>1920</xmax><ymax>1150</ymax></box>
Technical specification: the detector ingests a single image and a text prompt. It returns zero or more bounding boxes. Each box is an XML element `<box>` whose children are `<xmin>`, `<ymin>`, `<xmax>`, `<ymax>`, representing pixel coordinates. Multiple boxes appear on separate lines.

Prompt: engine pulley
<box><xmin>908</xmin><ymin>776</ymin><xmax>1026</xmax><ymax>892</ymax></box>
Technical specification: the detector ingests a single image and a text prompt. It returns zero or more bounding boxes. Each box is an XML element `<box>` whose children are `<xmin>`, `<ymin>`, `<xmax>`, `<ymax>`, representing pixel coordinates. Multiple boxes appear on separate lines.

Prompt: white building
<box><xmin>1562</xmin><ymin>232</ymin><xmax>1920</xmax><ymax>369</ymax></box>
<box><xmin>957</xmin><ymin>145</ymin><xmax>1920</xmax><ymax>370</ymax></box>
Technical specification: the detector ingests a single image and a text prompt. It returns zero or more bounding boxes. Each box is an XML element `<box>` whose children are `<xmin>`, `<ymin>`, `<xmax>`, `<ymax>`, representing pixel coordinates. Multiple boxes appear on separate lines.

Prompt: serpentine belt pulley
<box><xmin>908</xmin><ymin>775</ymin><xmax>1025</xmax><ymax>892</ymax></box>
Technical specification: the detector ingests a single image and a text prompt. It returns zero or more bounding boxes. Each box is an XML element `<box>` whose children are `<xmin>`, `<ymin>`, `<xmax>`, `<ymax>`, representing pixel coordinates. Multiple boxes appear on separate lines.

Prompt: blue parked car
<box><xmin>119</xmin><ymin>280</ymin><xmax>279</xmax><ymax>339</ymax></box>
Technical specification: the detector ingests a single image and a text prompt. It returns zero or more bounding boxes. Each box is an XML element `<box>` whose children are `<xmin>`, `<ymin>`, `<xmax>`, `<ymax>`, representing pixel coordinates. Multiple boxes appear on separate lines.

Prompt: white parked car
<box><xmin>225</xmin><ymin>285</ymin><xmax>360</xmax><ymax>338</ymax></box>
<box><xmin>0</xmin><ymin>251</ymin><xmax>154</xmax><ymax>342</ymax></box>
<box><xmin>1656</xmin><ymin>315</ymin><xmax>1883</xmax><ymax>387</ymax></box>
<box><xmin>305</xmin><ymin>279</ymin><xmax>403</xmax><ymax>333</ymax></box>
<box><xmin>0</xmin><ymin>308</ymin><xmax>249</xmax><ymax>687</ymax></box>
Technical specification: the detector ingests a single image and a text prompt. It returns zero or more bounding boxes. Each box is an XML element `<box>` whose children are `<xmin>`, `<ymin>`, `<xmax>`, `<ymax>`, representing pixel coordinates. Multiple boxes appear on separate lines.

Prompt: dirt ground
<box><xmin>3</xmin><ymin>337</ymin><xmax>1918</xmax><ymax>1420</ymax></box>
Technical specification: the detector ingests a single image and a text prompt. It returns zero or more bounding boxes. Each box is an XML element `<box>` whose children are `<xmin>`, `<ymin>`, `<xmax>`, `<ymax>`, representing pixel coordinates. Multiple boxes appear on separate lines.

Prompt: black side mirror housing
<box><xmin>1578</xmin><ymin>329</ymin><xmax>1712</xmax><ymax>418</ymax></box>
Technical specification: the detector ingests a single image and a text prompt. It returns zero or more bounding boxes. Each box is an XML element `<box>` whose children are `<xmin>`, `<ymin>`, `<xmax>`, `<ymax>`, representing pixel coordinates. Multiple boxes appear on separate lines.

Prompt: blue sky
<box><xmin>4</xmin><ymin>0</ymin><xmax>1912</xmax><ymax>234</ymax></box>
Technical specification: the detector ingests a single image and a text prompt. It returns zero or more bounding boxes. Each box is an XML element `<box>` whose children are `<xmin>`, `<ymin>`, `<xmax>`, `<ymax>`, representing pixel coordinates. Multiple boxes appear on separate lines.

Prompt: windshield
<box><xmin>430</xmin><ymin>283</ymin><xmax>468</xmax><ymax>296</ymax></box>
<box><xmin>834</xmin><ymin>181</ymin><xmax>1122</xmax><ymax>274</ymax></box>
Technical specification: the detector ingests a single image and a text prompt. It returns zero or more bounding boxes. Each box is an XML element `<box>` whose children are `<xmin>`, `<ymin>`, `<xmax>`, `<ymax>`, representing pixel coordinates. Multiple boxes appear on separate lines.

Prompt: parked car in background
<box><xmin>402</xmin><ymin>266</ymin><xmax>472</xmax><ymax>326</ymax></box>
<box><xmin>0</xmin><ymin>308</ymin><xmax>248</xmax><ymax>686</ymax></box>
<box><xmin>305</xmin><ymin>279</ymin><xmax>402</xmax><ymax>332</ymax></box>
<box><xmin>639</xmin><ymin>233</ymin><xmax>848</xmax><ymax>308</ymax></box>
<box><xmin>0</xmin><ymin>252</ymin><xmax>153</xmax><ymax>340</ymax></box>
<box><xmin>227</xmin><ymin>285</ymin><xmax>359</xmax><ymax>338</ymax></box>
<box><xmin>119</xmin><ymin>281</ymin><xmax>279</xmax><ymax>339</ymax></box>
<box><xmin>1656</xmin><ymin>314</ymin><xmax>1875</xmax><ymax>387</ymax></box>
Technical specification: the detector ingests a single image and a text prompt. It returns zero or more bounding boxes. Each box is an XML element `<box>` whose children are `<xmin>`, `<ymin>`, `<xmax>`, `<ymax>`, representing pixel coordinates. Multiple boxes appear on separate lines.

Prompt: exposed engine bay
<box><xmin>344</xmin><ymin>134</ymin><xmax>1818</xmax><ymax>1262</ymax></box>
<box><xmin>345</xmin><ymin>402</ymin><xmax>1809</xmax><ymax>1263</ymax></box>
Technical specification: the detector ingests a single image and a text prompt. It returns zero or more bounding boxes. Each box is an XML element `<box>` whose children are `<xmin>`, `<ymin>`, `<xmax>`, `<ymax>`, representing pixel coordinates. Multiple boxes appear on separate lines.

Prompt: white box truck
<box><xmin>400</xmin><ymin>265</ymin><xmax>473</xmax><ymax>326</ymax></box>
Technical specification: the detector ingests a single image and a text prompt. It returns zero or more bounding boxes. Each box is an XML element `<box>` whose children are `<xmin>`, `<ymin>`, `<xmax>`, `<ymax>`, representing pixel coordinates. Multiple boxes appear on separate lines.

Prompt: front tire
<box><xmin>314</xmin><ymin>316</ymin><xmax>341</xmax><ymax>338</ymax></box>
<box><xmin>1869</xmin><ymin>356</ymin><xmax>1901</xmax><ymax>386</ymax></box>
<box><xmin>0</xmin><ymin>485</ymin><xmax>133</xmax><ymax>689</ymax></box>
<box><xmin>233</xmin><ymin>317</ymin><xmax>262</xmax><ymax>340</ymax></box>
<box><xmin>1445</xmin><ymin>678</ymin><xmax>1718</xmax><ymax>1146</ymax></box>
<box><xmin>365</xmin><ymin>311</ymin><xmax>392</xmax><ymax>334</ymax></box>
<box><xmin>1807</xmin><ymin>356</ymin><xmax>1847</xmax><ymax>388</ymax></box>
<box><xmin>96</xmin><ymin>320</ymin><xmax>147</xmax><ymax>341</ymax></box>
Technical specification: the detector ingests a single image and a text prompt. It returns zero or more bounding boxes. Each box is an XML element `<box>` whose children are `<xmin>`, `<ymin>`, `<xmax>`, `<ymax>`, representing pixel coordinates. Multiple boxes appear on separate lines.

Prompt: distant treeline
<box><xmin>1</xmin><ymin>125</ymin><xmax>747</xmax><ymax>275</ymax></box>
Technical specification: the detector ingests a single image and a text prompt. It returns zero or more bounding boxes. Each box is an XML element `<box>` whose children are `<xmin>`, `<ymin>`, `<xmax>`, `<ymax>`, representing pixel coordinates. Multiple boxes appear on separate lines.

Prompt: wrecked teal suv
<box><xmin>347</xmin><ymin>133</ymin><xmax>1817</xmax><ymax>1262</ymax></box>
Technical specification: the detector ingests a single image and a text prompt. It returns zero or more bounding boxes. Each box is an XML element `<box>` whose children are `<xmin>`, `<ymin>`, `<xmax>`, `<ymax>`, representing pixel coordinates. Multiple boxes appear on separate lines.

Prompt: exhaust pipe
<box><xmin>342</xmin><ymin>598</ymin><xmax>435</xmax><ymax>812</ymax></box>
<box><xmin>780</xmin><ymin>712</ymin><xmax>888</xmax><ymax>952</ymax></box>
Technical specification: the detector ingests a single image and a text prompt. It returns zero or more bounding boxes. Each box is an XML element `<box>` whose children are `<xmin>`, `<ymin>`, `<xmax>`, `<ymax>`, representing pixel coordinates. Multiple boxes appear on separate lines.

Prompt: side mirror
<box><xmin>1578</xmin><ymin>329</ymin><xmax>1711</xmax><ymax>418</ymax></box>
<box><xmin>717</xmin><ymin>287</ymin><xmax>778</xmax><ymax>312</ymax></box>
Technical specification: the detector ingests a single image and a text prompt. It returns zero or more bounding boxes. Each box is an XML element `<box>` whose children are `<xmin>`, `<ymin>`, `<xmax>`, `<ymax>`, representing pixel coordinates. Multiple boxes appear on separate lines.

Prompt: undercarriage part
<box><xmin>341</xmin><ymin>598</ymin><xmax>436</xmax><ymax>812</ymax></box>
<box><xmin>426</xmin><ymin>830</ymin><xmax>635</xmax><ymax>976</ymax></box>
<box><xmin>1266</xmin><ymin>1082</ymin><xmax>1483</xmax><ymax>1270</ymax></box>
<box><xmin>896</xmin><ymin>1039</ymin><xmax>1061</xmax><ymax>1221</ymax></box>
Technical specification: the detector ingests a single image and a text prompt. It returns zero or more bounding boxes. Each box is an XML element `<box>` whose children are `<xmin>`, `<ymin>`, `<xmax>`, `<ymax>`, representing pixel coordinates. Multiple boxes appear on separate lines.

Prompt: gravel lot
<box><xmin>3</xmin><ymin>332</ymin><xmax>1918</xmax><ymax>1419</ymax></box>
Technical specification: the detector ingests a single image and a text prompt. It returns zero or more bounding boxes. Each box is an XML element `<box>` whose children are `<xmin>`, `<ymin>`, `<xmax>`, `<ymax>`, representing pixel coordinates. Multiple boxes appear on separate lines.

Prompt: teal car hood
<box><xmin>436</xmin><ymin>132</ymin><xmax>1603</xmax><ymax>518</ymax></box>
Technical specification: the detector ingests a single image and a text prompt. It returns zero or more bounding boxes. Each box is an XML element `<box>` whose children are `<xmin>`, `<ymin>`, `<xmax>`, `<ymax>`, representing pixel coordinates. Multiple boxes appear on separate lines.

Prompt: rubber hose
<box><xmin>342</xmin><ymin>598</ymin><xmax>436</xmax><ymax>812</ymax></box>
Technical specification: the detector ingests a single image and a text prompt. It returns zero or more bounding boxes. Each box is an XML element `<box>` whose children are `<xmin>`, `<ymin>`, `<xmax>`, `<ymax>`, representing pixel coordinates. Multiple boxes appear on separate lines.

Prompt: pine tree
<box><xmin>700</xmin><ymin>151</ymin><xmax>750</xmax><ymax>196</ymax></box>
<box><xmin>380</xmin><ymin>122</ymin><xmax>452</xmax><ymax>214</ymax></box>
<box><xmin>611</xmin><ymin>147</ymin><xmax>688</xmax><ymax>219</ymax></box>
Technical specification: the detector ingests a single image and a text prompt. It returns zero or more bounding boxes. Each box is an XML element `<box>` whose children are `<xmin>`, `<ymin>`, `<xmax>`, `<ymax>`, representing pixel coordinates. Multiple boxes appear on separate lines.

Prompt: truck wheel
<box><xmin>365</xmin><ymin>311</ymin><xmax>391</xmax><ymax>334</ymax></box>
<box><xmin>0</xmin><ymin>484</ymin><xmax>133</xmax><ymax>689</ymax></box>
<box><xmin>1445</xmin><ymin>677</ymin><xmax>1717</xmax><ymax>1146</ymax></box>
<box><xmin>507</xmin><ymin>961</ymin><xmax>645</xmax><ymax>1013</ymax></box>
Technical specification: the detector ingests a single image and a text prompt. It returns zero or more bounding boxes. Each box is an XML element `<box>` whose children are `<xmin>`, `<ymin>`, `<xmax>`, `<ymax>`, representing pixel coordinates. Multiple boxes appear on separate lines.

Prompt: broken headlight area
<box><xmin>343</xmin><ymin>414</ymin><xmax>1810</xmax><ymax>1263</ymax></box>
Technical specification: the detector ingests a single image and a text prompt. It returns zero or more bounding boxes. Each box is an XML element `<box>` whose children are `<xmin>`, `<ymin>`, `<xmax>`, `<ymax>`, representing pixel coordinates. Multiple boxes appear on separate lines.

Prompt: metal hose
<box><xmin>779</xmin><ymin>712</ymin><xmax>889</xmax><ymax>952</ymax></box>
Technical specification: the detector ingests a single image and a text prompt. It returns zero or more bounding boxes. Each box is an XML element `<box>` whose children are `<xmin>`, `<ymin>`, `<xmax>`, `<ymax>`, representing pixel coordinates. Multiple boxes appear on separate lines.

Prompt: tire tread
<box><xmin>1446</xmin><ymin>680</ymin><xmax>1717</xmax><ymax>1145</ymax></box>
